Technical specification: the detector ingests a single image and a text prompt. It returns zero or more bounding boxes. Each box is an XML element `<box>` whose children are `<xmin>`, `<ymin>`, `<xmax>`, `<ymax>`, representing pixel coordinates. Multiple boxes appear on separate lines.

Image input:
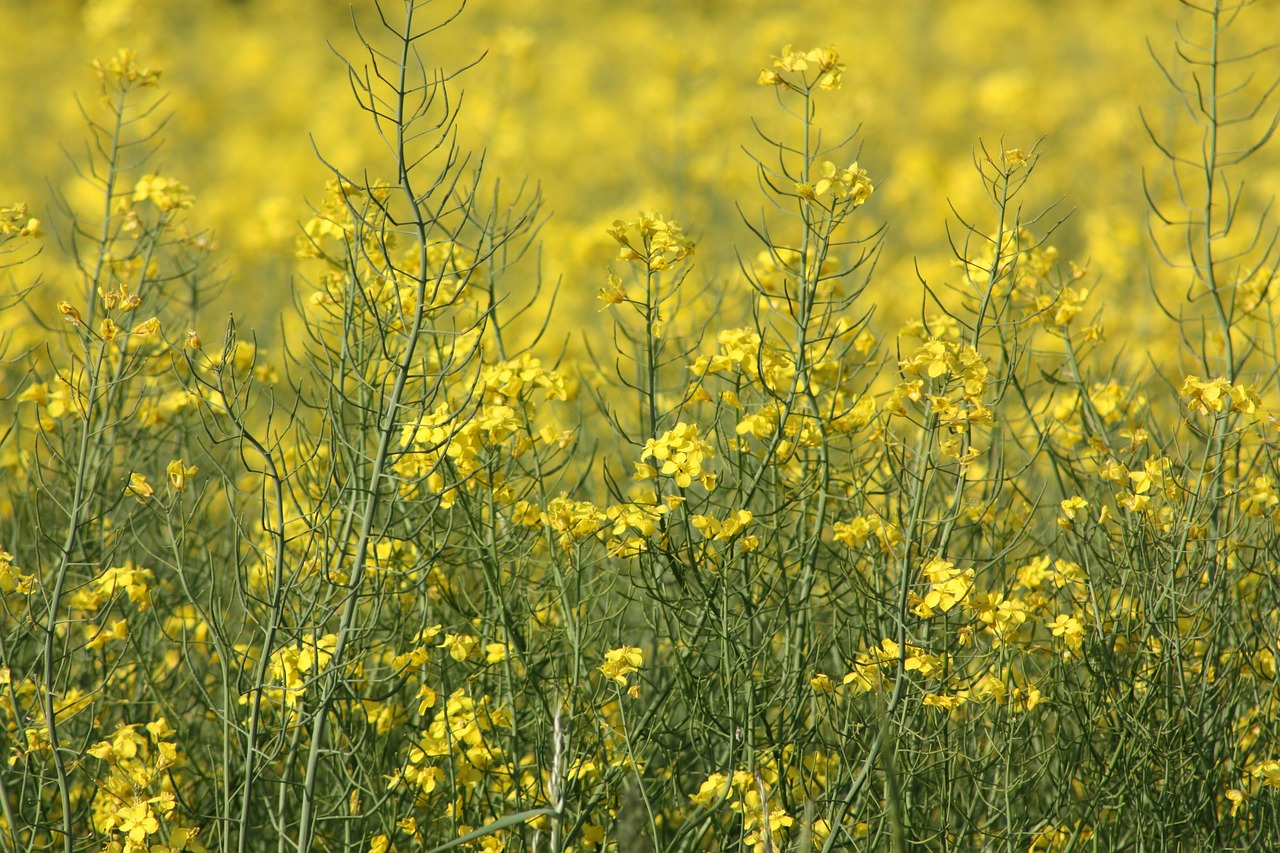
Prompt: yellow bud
<box><xmin>57</xmin><ymin>301</ymin><xmax>83</xmax><ymax>325</ymax></box>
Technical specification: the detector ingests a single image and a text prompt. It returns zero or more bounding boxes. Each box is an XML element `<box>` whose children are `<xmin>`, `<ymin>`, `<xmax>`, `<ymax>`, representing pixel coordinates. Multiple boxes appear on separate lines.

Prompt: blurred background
<box><xmin>4</xmin><ymin>0</ymin><xmax>1278</xmax><ymax>349</ymax></box>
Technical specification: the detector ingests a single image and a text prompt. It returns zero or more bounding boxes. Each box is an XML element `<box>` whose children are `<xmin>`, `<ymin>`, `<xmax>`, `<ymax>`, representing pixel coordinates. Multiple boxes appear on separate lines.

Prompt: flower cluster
<box><xmin>92</xmin><ymin>48</ymin><xmax>161</xmax><ymax>89</ymax></box>
<box><xmin>599</xmin><ymin>645</ymin><xmax>644</xmax><ymax>698</ymax></box>
<box><xmin>261</xmin><ymin>633</ymin><xmax>338</xmax><ymax>712</ymax></box>
<box><xmin>0</xmin><ymin>201</ymin><xmax>39</xmax><ymax>237</ymax></box>
<box><xmin>87</xmin><ymin>720</ymin><xmax>204</xmax><ymax>853</ymax></box>
<box><xmin>639</xmin><ymin>421</ymin><xmax>716</xmax><ymax>489</ymax></box>
<box><xmin>757</xmin><ymin>44</ymin><xmax>843</xmax><ymax>91</ymax></box>
<box><xmin>132</xmin><ymin>174</ymin><xmax>196</xmax><ymax>212</ymax></box>
<box><xmin>912</xmin><ymin>556</ymin><xmax>975</xmax><ymax>618</ymax></box>
<box><xmin>606</xmin><ymin>212</ymin><xmax>694</xmax><ymax>271</ymax></box>
<box><xmin>795</xmin><ymin>160</ymin><xmax>874</xmax><ymax>206</ymax></box>
<box><xmin>1180</xmin><ymin>375</ymin><xmax>1259</xmax><ymax>416</ymax></box>
<box><xmin>690</xmin><ymin>770</ymin><xmax>798</xmax><ymax>853</ymax></box>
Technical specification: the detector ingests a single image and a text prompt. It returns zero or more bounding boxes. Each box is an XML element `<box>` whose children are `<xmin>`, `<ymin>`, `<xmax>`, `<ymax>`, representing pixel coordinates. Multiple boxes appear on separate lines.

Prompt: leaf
<box><xmin>424</xmin><ymin>808</ymin><xmax>559</xmax><ymax>853</ymax></box>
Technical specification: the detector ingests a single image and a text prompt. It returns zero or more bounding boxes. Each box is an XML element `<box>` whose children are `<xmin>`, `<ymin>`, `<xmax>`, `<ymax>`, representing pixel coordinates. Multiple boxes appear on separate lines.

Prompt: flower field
<box><xmin>3</xmin><ymin>1</ymin><xmax>1280</xmax><ymax>851</ymax></box>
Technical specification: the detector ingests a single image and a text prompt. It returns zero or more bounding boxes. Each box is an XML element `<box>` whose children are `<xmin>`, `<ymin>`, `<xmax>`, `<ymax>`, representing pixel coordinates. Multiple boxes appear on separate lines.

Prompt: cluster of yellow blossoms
<box><xmin>757</xmin><ymin>44</ymin><xmax>843</xmax><ymax>92</ymax></box>
<box><xmin>88</xmin><ymin>720</ymin><xmax>204</xmax><ymax>853</ymax></box>
<box><xmin>638</xmin><ymin>421</ymin><xmax>716</xmax><ymax>490</ymax></box>
<box><xmin>606</xmin><ymin>212</ymin><xmax>695</xmax><ymax>272</ymax></box>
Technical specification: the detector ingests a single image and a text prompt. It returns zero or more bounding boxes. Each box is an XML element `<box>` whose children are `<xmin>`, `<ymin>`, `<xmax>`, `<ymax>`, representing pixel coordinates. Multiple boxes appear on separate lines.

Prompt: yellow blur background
<box><xmin>4</xmin><ymin>0</ymin><xmax>1279</xmax><ymax>349</ymax></box>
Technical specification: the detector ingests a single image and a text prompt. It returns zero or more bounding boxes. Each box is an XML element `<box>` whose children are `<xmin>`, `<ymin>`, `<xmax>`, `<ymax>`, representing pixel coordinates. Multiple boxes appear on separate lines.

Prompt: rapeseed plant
<box><xmin>4</xmin><ymin>1</ymin><xmax>1280</xmax><ymax>852</ymax></box>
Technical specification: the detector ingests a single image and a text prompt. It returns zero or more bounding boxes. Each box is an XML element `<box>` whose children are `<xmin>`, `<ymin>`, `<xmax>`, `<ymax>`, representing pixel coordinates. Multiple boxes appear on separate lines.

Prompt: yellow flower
<box><xmin>132</xmin><ymin>317</ymin><xmax>161</xmax><ymax>337</ymax></box>
<box><xmin>1251</xmin><ymin>759</ymin><xmax>1280</xmax><ymax>787</ymax></box>
<box><xmin>812</xmin><ymin>160</ymin><xmax>873</xmax><ymax>204</ymax></box>
<box><xmin>599</xmin><ymin>646</ymin><xmax>644</xmax><ymax>687</ymax></box>
<box><xmin>1240</xmin><ymin>476</ymin><xmax>1279</xmax><ymax>516</ymax></box>
<box><xmin>640</xmin><ymin>422</ymin><xmax>714</xmax><ymax>489</ymax></box>
<box><xmin>85</xmin><ymin>618</ymin><xmax>128</xmax><ymax>650</ymax></box>
<box><xmin>607</xmin><ymin>213</ymin><xmax>694</xmax><ymax>270</ymax></box>
<box><xmin>57</xmin><ymin>300</ymin><xmax>83</xmax><ymax>325</ymax></box>
<box><xmin>1047</xmin><ymin>614</ymin><xmax>1085</xmax><ymax>652</ymax></box>
<box><xmin>690</xmin><ymin>773</ymin><xmax>730</xmax><ymax>807</ymax></box>
<box><xmin>1059</xmin><ymin>496</ymin><xmax>1088</xmax><ymax>521</ymax></box>
<box><xmin>597</xmin><ymin>273</ymin><xmax>628</xmax><ymax>308</ymax></box>
<box><xmin>125</xmin><ymin>472</ymin><xmax>155</xmax><ymax>503</ymax></box>
<box><xmin>116</xmin><ymin>802</ymin><xmax>159</xmax><ymax>844</ymax></box>
<box><xmin>1012</xmin><ymin>684</ymin><xmax>1047</xmax><ymax>712</ymax></box>
<box><xmin>133</xmin><ymin>173</ymin><xmax>195</xmax><ymax>211</ymax></box>
<box><xmin>439</xmin><ymin>633</ymin><xmax>479</xmax><ymax>662</ymax></box>
<box><xmin>167</xmin><ymin>459</ymin><xmax>198</xmax><ymax>492</ymax></box>
<box><xmin>914</xmin><ymin>557</ymin><xmax>974</xmax><ymax>617</ymax></box>
<box><xmin>922</xmin><ymin>692</ymin><xmax>966</xmax><ymax>711</ymax></box>
<box><xmin>92</xmin><ymin>48</ymin><xmax>160</xmax><ymax>87</ymax></box>
<box><xmin>415</xmin><ymin>684</ymin><xmax>437</xmax><ymax>716</ymax></box>
<box><xmin>768</xmin><ymin>44</ymin><xmax>843</xmax><ymax>91</ymax></box>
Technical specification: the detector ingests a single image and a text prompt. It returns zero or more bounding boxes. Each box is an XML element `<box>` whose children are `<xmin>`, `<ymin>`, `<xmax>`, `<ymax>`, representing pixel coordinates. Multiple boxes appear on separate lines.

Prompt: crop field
<box><xmin>4</xmin><ymin>0</ymin><xmax>1280</xmax><ymax>851</ymax></box>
